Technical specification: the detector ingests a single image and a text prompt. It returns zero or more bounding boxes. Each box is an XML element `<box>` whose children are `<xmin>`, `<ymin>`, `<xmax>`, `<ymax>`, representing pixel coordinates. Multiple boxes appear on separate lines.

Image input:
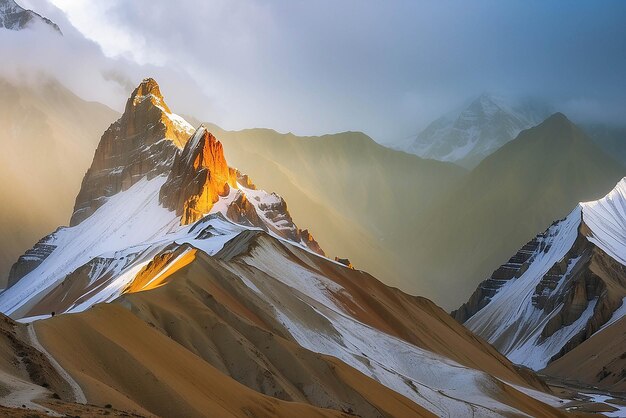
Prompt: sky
<box><xmin>9</xmin><ymin>0</ymin><xmax>626</xmax><ymax>143</ymax></box>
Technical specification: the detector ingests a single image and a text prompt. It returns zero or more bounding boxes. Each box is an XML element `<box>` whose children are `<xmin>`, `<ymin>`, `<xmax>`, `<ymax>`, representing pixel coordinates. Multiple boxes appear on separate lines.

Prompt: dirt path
<box><xmin>26</xmin><ymin>323</ymin><xmax>87</xmax><ymax>404</ymax></box>
<box><xmin>0</xmin><ymin>369</ymin><xmax>62</xmax><ymax>416</ymax></box>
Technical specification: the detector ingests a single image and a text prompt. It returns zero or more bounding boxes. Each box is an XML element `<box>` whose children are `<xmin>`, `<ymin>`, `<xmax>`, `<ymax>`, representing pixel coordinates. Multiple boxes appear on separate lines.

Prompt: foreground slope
<box><xmin>0</xmin><ymin>78</ymin><xmax>578</xmax><ymax>417</ymax></box>
<box><xmin>417</xmin><ymin>113</ymin><xmax>625</xmax><ymax>307</ymax></box>
<box><xmin>458</xmin><ymin>177</ymin><xmax>626</xmax><ymax>388</ymax></box>
<box><xmin>0</xmin><ymin>78</ymin><xmax>118</xmax><ymax>286</ymax></box>
<box><xmin>544</xmin><ymin>316</ymin><xmax>626</xmax><ymax>392</ymax></box>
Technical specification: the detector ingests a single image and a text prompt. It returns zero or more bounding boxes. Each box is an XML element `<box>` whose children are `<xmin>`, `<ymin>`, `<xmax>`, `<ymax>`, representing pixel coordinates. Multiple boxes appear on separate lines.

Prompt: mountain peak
<box><xmin>129</xmin><ymin>77</ymin><xmax>169</xmax><ymax>112</ymax></box>
<box><xmin>0</xmin><ymin>0</ymin><xmax>61</xmax><ymax>33</ymax></box>
<box><xmin>160</xmin><ymin>126</ymin><xmax>236</xmax><ymax>225</ymax></box>
<box><xmin>580</xmin><ymin>176</ymin><xmax>626</xmax><ymax>265</ymax></box>
<box><xmin>526</xmin><ymin>112</ymin><xmax>579</xmax><ymax>140</ymax></box>
<box><xmin>544</xmin><ymin>111</ymin><xmax>570</xmax><ymax>124</ymax></box>
<box><xmin>158</xmin><ymin>126</ymin><xmax>325</xmax><ymax>256</ymax></box>
<box><xmin>70</xmin><ymin>79</ymin><xmax>194</xmax><ymax>225</ymax></box>
<box><xmin>405</xmin><ymin>93</ymin><xmax>552</xmax><ymax>168</ymax></box>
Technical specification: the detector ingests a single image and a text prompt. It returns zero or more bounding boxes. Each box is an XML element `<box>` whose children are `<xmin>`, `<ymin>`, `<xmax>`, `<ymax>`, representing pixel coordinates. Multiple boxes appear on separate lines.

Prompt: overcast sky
<box><xmin>12</xmin><ymin>0</ymin><xmax>626</xmax><ymax>143</ymax></box>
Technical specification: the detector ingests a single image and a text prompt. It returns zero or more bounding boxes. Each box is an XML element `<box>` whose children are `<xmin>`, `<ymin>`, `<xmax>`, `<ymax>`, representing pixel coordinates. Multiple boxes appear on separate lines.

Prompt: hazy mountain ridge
<box><xmin>0</xmin><ymin>78</ymin><xmax>118</xmax><ymax>287</ymax></box>
<box><xmin>207</xmin><ymin>125</ymin><xmax>466</xmax><ymax>294</ymax></box>
<box><xmin>412</xmin><ymin>113</ymin><xmax>626</xmax><ymax>308</ymax></box>
<box><xmin>398</xmin><ymin>94</ymin><xmax>552</xmax><ymax>168</ymax></box>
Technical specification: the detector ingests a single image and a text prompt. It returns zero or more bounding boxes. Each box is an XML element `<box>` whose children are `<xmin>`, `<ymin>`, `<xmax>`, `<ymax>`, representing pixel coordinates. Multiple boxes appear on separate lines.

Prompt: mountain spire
<box><xmin>160</xmin><ymin>125</ymin><xmax>237</xmax><ymax>224</ymax></box>
<box><xmin>70</xmin><ymin>78</ymin><xmax>194</xmax><ymax>226</ymax></box>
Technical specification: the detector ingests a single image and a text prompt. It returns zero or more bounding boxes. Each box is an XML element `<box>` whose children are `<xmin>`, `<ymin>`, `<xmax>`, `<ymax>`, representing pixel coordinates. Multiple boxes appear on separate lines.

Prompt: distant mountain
<box><xmin>399</xmin><ymin>94</ymin><xmax>552</xmax><ymax>168</ymax></box>
<box><xmin>0</xmin><ymin>0</ymin><xmax>61</xmax><ymax>33</ymax></box>
<box><xmin>457</xmin><ymin>177</ymin><xmax>626</xmax><ymax>390</ymax></box>
<box><xmin>583</xmin><ymin>123</ymin><xmax>626</xmax><ymax>166</ymax></box>
<box><xmin>414</xmin><ymin>113</ymin><xmax>625</xmax><ymax>308</ymax></box>
<box><xmin>0</xmin><ymin>78</ymin><xmax>569</xmax><ymax>417</ymax></box>
<box><xmin>0</xmin><ymin>78</ymin><xmax>118</xmax><ymax>287</ymax></box>
<box><xmin>200</xmin><ymin>125</ymin><xmax>466</xmax><ymax>295</ymax></box>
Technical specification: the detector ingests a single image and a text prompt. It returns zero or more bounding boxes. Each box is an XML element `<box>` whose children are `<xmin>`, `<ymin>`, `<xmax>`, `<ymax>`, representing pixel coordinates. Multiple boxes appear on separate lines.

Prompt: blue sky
<box><xmin>13</xmin><ymin>0</ymin><xmax>626</xmax><ymax>142</ymax></box>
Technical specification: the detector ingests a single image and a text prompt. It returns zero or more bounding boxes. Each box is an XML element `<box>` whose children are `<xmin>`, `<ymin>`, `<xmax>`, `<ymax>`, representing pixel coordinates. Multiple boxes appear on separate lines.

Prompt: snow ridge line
<box><xmin>26</xmin><ymin>324</ymin><xmax>87</xmax><ymax>404</ymax></box>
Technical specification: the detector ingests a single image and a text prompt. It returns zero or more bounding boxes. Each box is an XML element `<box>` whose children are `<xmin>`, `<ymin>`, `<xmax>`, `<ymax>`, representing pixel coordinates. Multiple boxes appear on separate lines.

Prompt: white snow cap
<box><xmin>581</xmin><ymin>177</ymin><xmax>626</xmax><ymax>265</ymax></box>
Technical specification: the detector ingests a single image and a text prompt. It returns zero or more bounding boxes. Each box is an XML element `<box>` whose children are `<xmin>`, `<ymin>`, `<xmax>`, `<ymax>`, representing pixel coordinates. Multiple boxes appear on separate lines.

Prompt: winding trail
<box><xmin>0</xmin><ymin>369</ymin><xmax>62</xmax><ymax>416</ymax></box>
<box><xmin>26</xmin><ymin>323</ymin><xmax>87</xmax><ymax>404</ymax></box>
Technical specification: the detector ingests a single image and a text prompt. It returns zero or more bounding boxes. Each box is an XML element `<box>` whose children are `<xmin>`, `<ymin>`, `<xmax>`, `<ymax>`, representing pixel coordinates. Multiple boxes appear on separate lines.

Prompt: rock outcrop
<box><xmin>159</xmin><ymin>125</ymin><xmax>326</xmax><ymax>256</ymax></box>
<box><xmin>7</xmin><ymin>230</ymin><xmax>59</xmax><ymax>287</ymax></box>
<box><xmin>453</xmin><ymin>230</ymin><xmax>545</xmax><ymax>323</ymax></box>
<box><xmin>334</xmin><ymin>257</ymin><xmax>354</xmax><ymax>269</ymax></box>
<box><xmin>70</xmin><ymin>78</ymin><xmax>194</xmax><ymax>225</ymax></box>
<box><xmin>159</xmin><ymin>126</ymin><xmax>237</xmax><ymax>224</ymax></box>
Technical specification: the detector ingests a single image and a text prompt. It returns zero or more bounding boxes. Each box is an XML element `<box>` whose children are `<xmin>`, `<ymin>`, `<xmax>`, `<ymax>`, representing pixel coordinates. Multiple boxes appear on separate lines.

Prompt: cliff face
<box><xmin>70</xmin><ymin>78</ymin><xmax>194</xmax><ymax>226</ymax></box>
<box><xmin>160</xmin><ymin>127</ymin><xmax>237</xmax><ymax>225</ymax></box>
<box><xmin>159</xmin><ymin>126</ymin><xmax>326</xmax><ymax>256</ymax></box>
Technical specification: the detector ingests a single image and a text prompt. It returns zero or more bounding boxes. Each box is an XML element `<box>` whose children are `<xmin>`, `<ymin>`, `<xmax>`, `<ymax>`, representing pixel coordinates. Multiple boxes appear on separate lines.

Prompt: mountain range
<box><xmin>413</xmin><ymin>113</ymin><xmax>625</xmax><ymax>306</ymax></box>
<box><xmin>0</xmin><ymin>78</ymin><xmax>597</xmax><ymax>417</ymax></box>
<box><xmin>199</xmin><ymin>125</ymin><xmax>465</xmax><ymax>294</ymax></box>
<box><xmin>2</xmin><ymin>2</ymin><xmax>626</xmax><ymax>417</ymax></box>
<box><xmin>203</xmin><ymin>113</ymin><xmax>625</xmax><ymax>309</ymax></box>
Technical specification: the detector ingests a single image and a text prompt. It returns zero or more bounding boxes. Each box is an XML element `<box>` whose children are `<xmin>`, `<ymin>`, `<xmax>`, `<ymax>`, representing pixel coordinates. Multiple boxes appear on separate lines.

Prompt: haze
<box><xmin>10</xmin><ymin>0</ymin><xmax>626</xmax><ymax>143</ymax></box>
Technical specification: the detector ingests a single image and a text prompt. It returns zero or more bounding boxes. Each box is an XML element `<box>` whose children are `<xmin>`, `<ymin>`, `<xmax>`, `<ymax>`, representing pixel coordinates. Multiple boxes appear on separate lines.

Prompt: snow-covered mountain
<box><xmin>0</xmin><ymin>0</ymin><xmax>61</xmax><ymax>33</ymax></box>
<box><xmin>400</xmin><ymin>94</ymin><xmax>551</xmax><ymax>168</ymax></box>
<box><xmin>0</xmin><ymin>78</ymin><xmax>580</xmax><ymax>417</ymax></box>
<box><xmin>456</xmin><ymin>178</ymin><xmax>626</xmax><ymax>381</ymax></box>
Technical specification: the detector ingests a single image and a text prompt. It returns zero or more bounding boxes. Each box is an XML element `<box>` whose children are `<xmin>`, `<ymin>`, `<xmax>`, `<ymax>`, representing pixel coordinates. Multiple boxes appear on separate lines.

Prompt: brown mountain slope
<box><xmin>0</xmin><ymin>314</ymin><xmax>130</xmax><ymax>416</ymax></box>
<box><xmin>0</xmin><ymin>78</ymin><xmax>118</xmax><ymax>285</ymax></box>
<box><xmin>34</xmin><ymin>304</ymin><xmax>433</xmax><ymax>418</ymax></box>
<box><xmin>27</xmin><ymin>233</ymin><xmax>576</xmax><ymax>418</ymax></box>
<box><xmin>544</xmin><ymin>316</ymin><xmax>626</xmax><ymax>392</ymax></box>
<box><xmin>93</xmin><ymin>231</ymin><xmax>571</xmax><ymax>417</ymax></box>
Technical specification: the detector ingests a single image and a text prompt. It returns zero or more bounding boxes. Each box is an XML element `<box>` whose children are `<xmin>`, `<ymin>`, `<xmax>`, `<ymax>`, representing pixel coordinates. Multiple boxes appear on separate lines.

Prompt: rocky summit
<box><xmin>70</xmin><ymin>78</ymin><xmax>194</xmax><ymax>226</ymax></box>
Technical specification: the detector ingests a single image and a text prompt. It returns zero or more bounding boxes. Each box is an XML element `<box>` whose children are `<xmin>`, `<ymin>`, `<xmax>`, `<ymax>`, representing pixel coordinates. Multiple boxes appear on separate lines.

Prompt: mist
<box><xmin>7</xmin><ymin>0</ymin><xmax>626</xmax><ymax>143</ymax></box>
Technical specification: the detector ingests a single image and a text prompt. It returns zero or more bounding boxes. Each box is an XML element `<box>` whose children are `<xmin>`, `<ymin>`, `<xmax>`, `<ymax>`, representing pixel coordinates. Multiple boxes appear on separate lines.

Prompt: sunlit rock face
<box><xmin>160</xmin><ymin>127</ymin><xmax>237</xmax><ymax>225</ymax></box>
<box><xmin>158</xmin><ymin>125</ymin><xmax>326</xmax><ymax>255</ymax></box>
<box><xmin>70</xmin><ymin>78</ymin><xmax>194</xmax><ymax>226</ymax></box>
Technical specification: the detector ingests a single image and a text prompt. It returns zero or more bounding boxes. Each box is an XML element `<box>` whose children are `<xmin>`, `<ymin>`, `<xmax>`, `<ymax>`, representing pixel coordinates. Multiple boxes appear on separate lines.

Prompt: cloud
<box><xmin>6</xmin><ymin>1</ymin><xmax>626</xmax><ymax>141</ymax></box>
